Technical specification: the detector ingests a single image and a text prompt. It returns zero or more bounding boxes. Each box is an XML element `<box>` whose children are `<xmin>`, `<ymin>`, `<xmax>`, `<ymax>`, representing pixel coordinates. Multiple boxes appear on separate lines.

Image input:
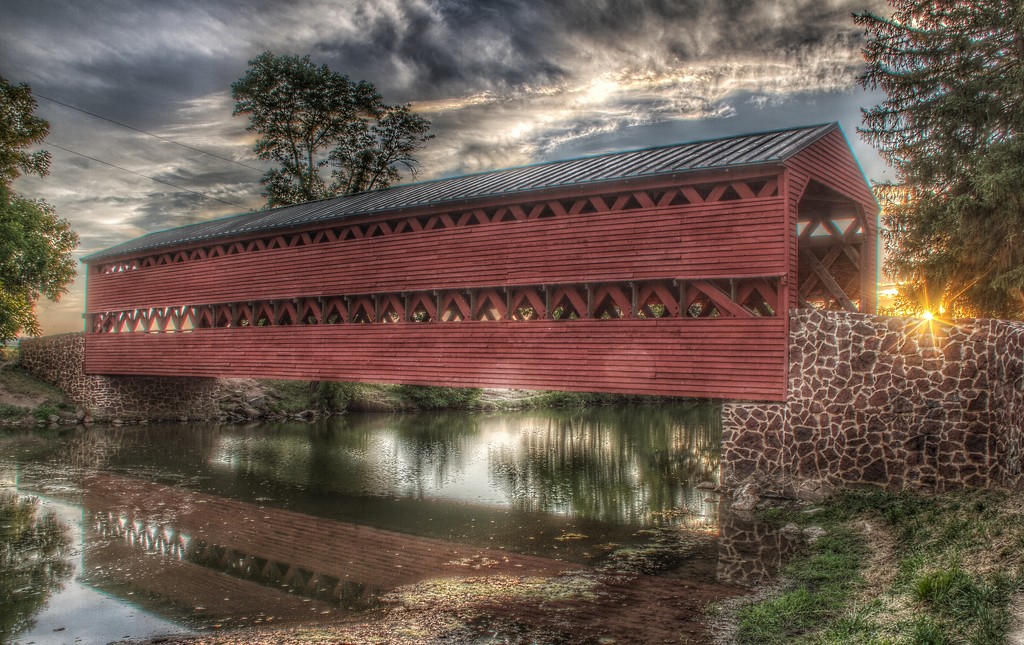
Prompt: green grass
<box><xmin>261</xmin><ymin>379</ymin><xmax>341</xmax><ymax>414</ymax></box>
<box><xmin>506</xmin><ymin>390</ymin><xmax>678</xmax><ymax>409</ymax></box>
<box><xmin>30</xmin><ymin>401</ymin><xmax>60</xmax><ymax>422</ymax></box>
<box><xmin>735</xmin><ymin>525</ymin><xmax>867</xmax><ymax>644</ymax></box>
<box><xmin>908</xmin><ymin>567</ymin><xmax>1017</xmax><ymax>645</ymax></box>
<box><xmin>730</xmin><ymin>489</ymin><xmax>1024</xmax><ymax>644</ymax></box>
<box><xmin>0</xmin><ymin>360</ymin><xmax>69</xmax><ymax>424</ymax></box>
<box><xmin>260</xmin><ymin>381</ymin><xmax>482</xmax><ymax>413</ymax></box>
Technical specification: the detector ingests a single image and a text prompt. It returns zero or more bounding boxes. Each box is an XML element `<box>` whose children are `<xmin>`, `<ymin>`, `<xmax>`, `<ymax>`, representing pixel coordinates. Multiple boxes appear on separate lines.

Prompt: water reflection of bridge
<box><xmin>82</xmin><ymin>472</ymin><xmax>577</xmax><ymax>626</ymax></box>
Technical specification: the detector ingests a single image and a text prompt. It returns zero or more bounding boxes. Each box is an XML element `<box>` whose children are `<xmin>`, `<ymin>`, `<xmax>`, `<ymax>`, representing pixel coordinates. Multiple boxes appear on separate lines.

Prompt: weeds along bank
<box><xmin>212</xmin><ymin>379</ymin><xmax>654</xmax><ymax>422</ymax></box>
<box><xmin>0</xmin><ymin>345</ymin><xmax>79</xmax><ymax>427</ymax></box>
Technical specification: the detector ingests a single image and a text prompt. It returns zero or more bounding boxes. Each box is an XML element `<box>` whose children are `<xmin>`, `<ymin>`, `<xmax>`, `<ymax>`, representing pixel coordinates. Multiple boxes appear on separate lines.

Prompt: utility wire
<box><xmin>34</xmin><ymin>92</ymin><xmax>266</xmax><ymax>174</ymax></box>
<box><xmin>44</xmin><ymin>142</ymin><xmax>249</xmax><ymax>210</ymax></box>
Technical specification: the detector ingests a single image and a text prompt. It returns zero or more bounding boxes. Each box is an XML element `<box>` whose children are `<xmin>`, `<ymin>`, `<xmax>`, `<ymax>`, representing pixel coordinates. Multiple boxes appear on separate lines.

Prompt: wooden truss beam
<box><xmin>87</xmin><ymin>276</ymin><xmax>784</xmax><ymax>334</ymax></box>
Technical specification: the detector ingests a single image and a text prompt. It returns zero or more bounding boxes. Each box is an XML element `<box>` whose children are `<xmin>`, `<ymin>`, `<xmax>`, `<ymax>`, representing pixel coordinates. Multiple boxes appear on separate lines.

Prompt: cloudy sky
<box><xmin>2</xmin><ymin>0</ymin><xmax>892</xmax><ymax>335</ymax></box>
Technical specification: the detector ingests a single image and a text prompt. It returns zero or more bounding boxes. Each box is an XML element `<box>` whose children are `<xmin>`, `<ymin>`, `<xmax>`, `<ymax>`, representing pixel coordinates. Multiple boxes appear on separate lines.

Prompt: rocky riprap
<box><xmin>215</xmin><ymin>379</ymin><xmax>323</xmax><ymax>422</ymax></box>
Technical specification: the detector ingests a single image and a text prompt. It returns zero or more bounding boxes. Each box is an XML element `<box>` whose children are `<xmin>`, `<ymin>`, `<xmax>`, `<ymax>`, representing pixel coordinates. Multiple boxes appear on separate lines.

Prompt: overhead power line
<box><xmin>34</xmin><ymin>92</ymin><xmax>265</xmax><ymax>174</ymax></box>
<box><xmin>44</xmin><ymin>142</ymin><xmax>249</xmax><ymax>210</ymax></box>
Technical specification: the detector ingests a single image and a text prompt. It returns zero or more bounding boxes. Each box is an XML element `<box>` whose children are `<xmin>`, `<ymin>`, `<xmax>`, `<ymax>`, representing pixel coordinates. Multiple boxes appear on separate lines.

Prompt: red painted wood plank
<box><xmin>88</xmin><ymin>225</ymin><xmax>788</xmax><ymax>311</ymax></box>
<box><xmin>84</xmin><ymin>319</ymin><xmax>787</xmax><ymax>401</ymax></box>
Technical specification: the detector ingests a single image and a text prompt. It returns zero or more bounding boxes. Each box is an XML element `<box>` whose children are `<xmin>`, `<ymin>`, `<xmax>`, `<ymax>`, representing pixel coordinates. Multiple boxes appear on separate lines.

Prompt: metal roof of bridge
<box><xmin>85</xmin><ymin>122</ymin><xmax>837</xmax><ymax>262</ymax></box>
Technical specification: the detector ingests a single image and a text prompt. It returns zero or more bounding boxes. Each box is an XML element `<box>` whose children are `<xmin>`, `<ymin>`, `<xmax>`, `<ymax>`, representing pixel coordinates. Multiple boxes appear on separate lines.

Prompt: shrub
<box><xmin>31</xmin><ymin>402</ymin><xmax>58</xmax><ymax>422</ymax></box>
<box><xmin>309</xmin><ymin>381</ymin><xmax>359</xmax><ymax>412</ymax></box>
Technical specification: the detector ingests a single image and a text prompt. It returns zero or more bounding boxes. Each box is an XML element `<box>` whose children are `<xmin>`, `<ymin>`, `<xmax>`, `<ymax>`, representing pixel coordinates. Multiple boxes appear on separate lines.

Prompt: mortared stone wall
<box><xmin>19</xmin><ymin>332</ymin><xmax>219</xmax><ymax>423</ymax></box>
<box><xmin>723</xmin><ymin>309</ymin><xmax>1024</xmax><ymax>491</ymax></box>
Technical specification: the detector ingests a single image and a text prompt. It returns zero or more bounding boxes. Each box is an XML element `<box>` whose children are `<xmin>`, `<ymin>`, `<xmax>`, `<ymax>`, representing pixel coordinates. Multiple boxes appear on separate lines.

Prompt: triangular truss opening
<box><xmin>379</xmin><ymin>296</ymin><xmax>404</xmax><ymax>323</ymax></box>
<box><xmin>592</xmin><ymin>285</ymin><xmax>630</xmax><ymax>319</ymax></box>
<box><xmin>718</xmin><ymin>185</ymin><xmax>742</xmax><ymax>201</ymax></box>
<box><xmin>550</xmin><ymin>286</ymin><xmax>586</xmax><ymax>321</ymax></box>
<box><xmin>473</xmin><ymin>289</ymin><xmax>506</xmax><ymax>321</ymax></box>
<box><xmin>439</xmin><ymin>292</ymin><xmax>471</xmax><ymax>322</ymax></box>
<box><xmin>350</xmin><ymin>298</ymin><xmax>374</xmax><ymax>324</ymax></box>
<box><xmin>509</xmin><ymin>288</ymin><xmax>545</xmax><ymax>321</ymax></box>
<box><xmin>299</xmin><ymin>301</ymin><xmax>320</xmax><ymax>325</ymax></box>
<box><xmin>323</xmin><ymin>299</ymin><xmax>346</xmax><ymax>324</ymax></box>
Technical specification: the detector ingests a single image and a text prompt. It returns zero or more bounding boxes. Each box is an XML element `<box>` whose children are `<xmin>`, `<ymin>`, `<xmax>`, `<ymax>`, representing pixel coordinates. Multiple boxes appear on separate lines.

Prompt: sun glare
<box><xmin>921</xmin><ymin>311</ymin><xmax>934</xmax><ymax>321</ymax></box>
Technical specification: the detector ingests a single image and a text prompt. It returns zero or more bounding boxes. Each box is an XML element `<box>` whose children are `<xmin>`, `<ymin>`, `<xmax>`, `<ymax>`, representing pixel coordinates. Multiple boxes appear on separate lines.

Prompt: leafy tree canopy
<box><xmin>857</xmin><ymin>0</ymin><xmax>1024</xmax><ymax>318</ymax></box>
<box><xmin>0</xmin><ymin>191</ymin><xmax>79</xmax><ymax>341</ymax></box>
<box><xmin>0</xmin><ymin>79</ymin><xmax>50</xmax><ymax>187</ymax></box>
<box><xmin>232</xmin><ymin>52</ymin><xmax>433</xmax><ymax>207</ymax></box>
<box><xmin>0</xmin><ymin>77</ymin><xmax>78</xmax><ymax>342</ymax></box>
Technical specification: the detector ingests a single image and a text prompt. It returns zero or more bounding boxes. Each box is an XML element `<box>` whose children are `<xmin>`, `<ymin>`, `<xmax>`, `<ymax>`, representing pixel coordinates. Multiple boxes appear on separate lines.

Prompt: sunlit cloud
<box><xmin>412</xmin><ymin>32</ymin><xmax>866</xmax><ymax>175</ymax></box>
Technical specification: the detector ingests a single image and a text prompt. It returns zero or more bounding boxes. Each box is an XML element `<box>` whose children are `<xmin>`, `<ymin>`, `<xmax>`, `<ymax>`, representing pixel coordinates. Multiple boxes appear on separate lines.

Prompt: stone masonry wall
<box><xmin>19</xmin><ymin>333</ymin><xmax>220</xmax><ymax>423</ymax></box>
<box><xmin>723</xmin><ymin>310</ymin><xmax>1024</xmax><ymax>491</ymax></box>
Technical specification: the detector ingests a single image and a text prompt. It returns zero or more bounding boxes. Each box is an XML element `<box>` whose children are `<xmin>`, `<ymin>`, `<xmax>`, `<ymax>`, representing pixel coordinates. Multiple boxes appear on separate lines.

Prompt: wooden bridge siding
<box><xmin>783</xmin><ymin>131</ymin><xmax>880</xmax><ymax>312</ymax></box>
<box><xmin>85</xmin><ymin>318</ymin><xmax>788</xmax><ymax>400</ymax></box>
<box><xmin>85</xmin><ymin>182</ymin><xmax>788</xmax><ymax>313</ymax></box>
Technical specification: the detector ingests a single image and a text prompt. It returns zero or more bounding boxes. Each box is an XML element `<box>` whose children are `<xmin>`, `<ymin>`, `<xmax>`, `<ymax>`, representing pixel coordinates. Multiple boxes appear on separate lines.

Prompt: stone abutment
<box><xmin>723</xmin><ymin>309</ymin><xmax>1024</xmax><ymax>491</ymax></box>
<box><xmin>18</xmin><ymin>333</ymin><xmax>219</xmax><ymax>423</ymax></box>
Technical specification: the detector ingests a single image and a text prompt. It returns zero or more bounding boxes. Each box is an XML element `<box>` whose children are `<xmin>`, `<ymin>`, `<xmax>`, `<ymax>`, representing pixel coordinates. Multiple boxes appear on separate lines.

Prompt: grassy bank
<box><xmin>727</xmin><ymin>489</ymin><xmax>1024</xmax><ymax>644</ymax></box>
<box><xmin>0</xmin><ymin>348</ymin><xmax>71</xmax><ymax>425</ymax></box>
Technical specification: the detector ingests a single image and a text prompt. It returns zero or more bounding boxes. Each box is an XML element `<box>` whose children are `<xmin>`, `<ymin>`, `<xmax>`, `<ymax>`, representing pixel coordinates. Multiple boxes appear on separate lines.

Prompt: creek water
<box><xmin>1</xmin><ymin>404</ymin><xmax>793</xmax><ymax>644</ymax></box>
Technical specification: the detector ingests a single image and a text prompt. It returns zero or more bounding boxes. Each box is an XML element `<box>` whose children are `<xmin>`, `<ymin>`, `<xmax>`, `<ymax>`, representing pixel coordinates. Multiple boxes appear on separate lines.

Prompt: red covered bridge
<box><xmin>83</xmin><ymin>123</ymin><xmax>878</xmax><ymax>402</ymax></box>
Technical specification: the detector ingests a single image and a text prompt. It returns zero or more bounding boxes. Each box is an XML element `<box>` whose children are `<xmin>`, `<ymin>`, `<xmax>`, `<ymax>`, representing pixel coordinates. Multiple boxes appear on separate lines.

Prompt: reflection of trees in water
<box><xmin>0</xmin><ymin>494</ymin><xmax>72</xmax><ymax>642</ymax></box>
<box><xmin>384</xmin><ymin>412</ymin><xmax>479</xmax><ymax>496</ymax></box>
<box><xmin>214</xmin><ymin>414</ymin><xmax>479</xmax><ymax>497</ymax></box>
<box><xmin>488</xmin><ymin>406</ymin><xmax>720</xmax><ymax>524</ymax></box>
<box><xmin>204</xmin><ymin>405</ymin><xmax>720</xmax><ymax>519</ymax></box>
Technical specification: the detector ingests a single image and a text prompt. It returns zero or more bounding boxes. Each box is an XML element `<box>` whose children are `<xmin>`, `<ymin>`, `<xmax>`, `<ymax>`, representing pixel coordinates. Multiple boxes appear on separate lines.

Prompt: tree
<box><xmin>856</xmin><ymin>1</ymin><xmax>1024</xmax><ymax>318</ymax></box>
<box><xmin>0</xmin><ymin>78</ymin><xmax>78</xmax><ymax>342</ymax></box>
<box><xmin>0</xmin><ymin>79</ymin><xmax>50</xmax><ymax>187</ymax></box>
<box><xmin>232</xmin><ymin>52</ymin><xmax>433</xmax><ymax>207</ymax></box>
<box><xmin>0</xmin><ymin>192</ymin><xmax>78</xmax><ymax>341</ymax></box>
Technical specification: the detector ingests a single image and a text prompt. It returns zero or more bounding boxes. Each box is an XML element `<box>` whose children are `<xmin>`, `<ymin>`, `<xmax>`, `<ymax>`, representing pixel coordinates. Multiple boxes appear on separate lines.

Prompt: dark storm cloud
<box><xmin>3</xmin><ymin>0</ymin><xmax>279</xmax><ymax>126</ymax></box>
<box><xmin>142</xmin><ymin>165</ymin><xmax>260</xmax><ymax>225</ymax></box>
<box><xmin>310</xmin><ymin>0</ymin><xmax>873</xmax><ymax>100</ymax></box>
<box><xmin>314</xmin><ymin>0</ymin><xmax>570</xmax><ymax>100</ymax></box>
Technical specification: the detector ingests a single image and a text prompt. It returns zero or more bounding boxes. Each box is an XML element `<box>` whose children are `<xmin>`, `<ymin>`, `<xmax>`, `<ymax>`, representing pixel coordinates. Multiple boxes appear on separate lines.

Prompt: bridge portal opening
<box><xmin>796</xmin><ymin>180</ymin><xmax>875</xmax><ymax>313</ymax></box>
